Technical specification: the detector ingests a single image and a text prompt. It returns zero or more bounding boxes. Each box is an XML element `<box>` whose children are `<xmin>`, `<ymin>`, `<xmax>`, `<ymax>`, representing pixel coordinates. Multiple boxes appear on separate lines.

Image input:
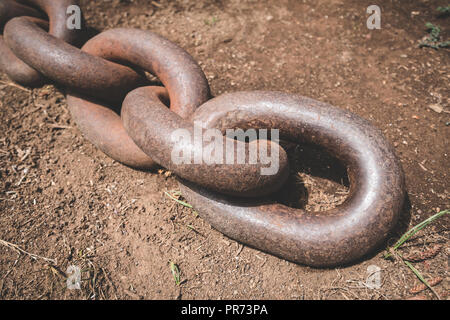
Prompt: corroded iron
<box><xmin>71</xmin><ymin>29</ymin><xmax>288</xmax><ymax>196</ymax></box>
<box><xmin>4</xmin><ymin>18</ymin><xmax>144</xmax><ymax>102</ymax></box>
<box><xmin>0</xmin><ymin>0</ymin><xmax>82</xmax><ymax>86</ymax></box>
<box><xmin>66</xmin><ymin>28</ymin><xmax>212</xmax><ymax>168</ymax></box>
<box><xmin>20</xmin><ymin>0</ymin><xmax>82</xmax><ymax>45</ymax></box>
<box><xmin>0</xmin><ymin>0</ymin><xmax>44</xmax><ymax>27</ymax></box>
<box><xmin>79</xmin><ymin>28</ymin><xmax>211</xmax><ymax>118</ymax></box>
<box><xmin>179</xmin><ymin>91</ymin><xmax>405</xmax><ymax>267</ymax></box>
<box><xmin>66</xmin><ymin>91</ymin><xmax>158</xmax><ymax>170</ymax></box>
<box><xmin>122</xmin><ymin>86</ymin><xmax>289</xmax><ymax>197</ymax></box>
<box><xmin>0</xmin><ymin>2</ymin><xmax>407</xmax><ymax>267</ymax></box>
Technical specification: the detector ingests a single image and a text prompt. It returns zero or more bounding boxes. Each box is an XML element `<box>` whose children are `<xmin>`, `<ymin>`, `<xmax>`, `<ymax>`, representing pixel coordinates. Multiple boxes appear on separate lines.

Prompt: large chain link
<box><xmin>0</xmin><ymin>0</ymin><xmax>81</xmax><ymax>85</ymax></box>
<box><xmin>0</xmin><ymin>0</ymin><xmax>405</xmax><ymax>267</ymax></box>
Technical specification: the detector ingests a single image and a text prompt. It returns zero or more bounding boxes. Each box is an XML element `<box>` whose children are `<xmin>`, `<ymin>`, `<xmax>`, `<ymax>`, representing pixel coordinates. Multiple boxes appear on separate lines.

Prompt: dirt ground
<box><xmin>0</xmin><ymin>0</ymin><xmax>449</xmax><ymax>300</ymax></box>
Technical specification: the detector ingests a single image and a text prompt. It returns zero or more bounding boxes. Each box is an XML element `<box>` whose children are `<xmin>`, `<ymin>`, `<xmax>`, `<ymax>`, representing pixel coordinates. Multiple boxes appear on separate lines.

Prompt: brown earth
<box><xmin>0</xmin><ymin>0</ymin><xmax>449</xmax><ymax>300</ymax></box>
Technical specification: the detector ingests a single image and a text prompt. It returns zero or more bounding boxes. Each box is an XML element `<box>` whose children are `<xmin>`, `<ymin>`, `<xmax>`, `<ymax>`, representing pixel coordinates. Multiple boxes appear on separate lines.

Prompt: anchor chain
<box><xmin>0</xmin><ymin>0</ymin><xmax>405</xmax><ymax>267</ymax></box>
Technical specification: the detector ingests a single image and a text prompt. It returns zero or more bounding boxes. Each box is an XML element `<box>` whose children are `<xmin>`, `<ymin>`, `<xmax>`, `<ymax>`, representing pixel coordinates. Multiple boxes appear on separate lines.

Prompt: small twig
<box><xmin>236</xmin><ymin>244</ymin><xmax>244</xmax><ymax>257</ymax></box>
<box><xmin>186</xmin><ymin>224</ymin><xmax>205</xmax><ymax>237</ymax></box>
<box><xmin>0</xmin><ymin>80</ymin><xmax>31</xmax><ymax>93</ymax></box>
<box><xmin>0</xmin><ymin>239</ymin><xmax>56</xmax><ymax>264</ymax></box>
<box><xmin>48</xmin><ymin>124</ymin><xmax>72</xmax><ymax>130</ymax></box>
<box><xmin>16</xmin><ymin>167</ymin><xmax>30</xmax><ymax>186</ymax></box>
<box><xmin>418</xmin><ymin>162</ymin><xmax>428</xmax><ymax>172</ymax></box>
<box><xmin>101</xmin><ymin>267</ymin><xmax>118</xmax><ymax>299</ymax></box>
<box><xmin>9</xmin><ymin>105</ymin><xmax>42</xmax><ymax>121</ymax></box>
<box><xmin>151</xmin><ymin>1</ymin><xmax>162</xmax><ymax>8</ymax></box>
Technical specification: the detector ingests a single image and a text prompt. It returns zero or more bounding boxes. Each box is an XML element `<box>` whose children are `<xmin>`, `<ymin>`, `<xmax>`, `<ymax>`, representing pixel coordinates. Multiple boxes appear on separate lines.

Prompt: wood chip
<box><xmin>428</xmin><ymin>104</ymin><xmax>443</xmax><ymax>113</ymax></box>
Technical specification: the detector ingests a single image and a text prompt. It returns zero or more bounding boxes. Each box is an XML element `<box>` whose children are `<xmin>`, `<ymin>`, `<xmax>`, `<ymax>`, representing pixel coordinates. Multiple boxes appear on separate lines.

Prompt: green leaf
<box><xmin>384</xmin><ymin>209</ymin><xmax>449</xmax><ymax>258</ymax></box>
<box><xmin>169</xmin><ymin>261</ymin><xmax>181</xmax><ymax>286</ymax></box>
<box><xmin>164</xmin><ymin>191</ymin><xmax>193</xmax><ymax>208</ymax></box>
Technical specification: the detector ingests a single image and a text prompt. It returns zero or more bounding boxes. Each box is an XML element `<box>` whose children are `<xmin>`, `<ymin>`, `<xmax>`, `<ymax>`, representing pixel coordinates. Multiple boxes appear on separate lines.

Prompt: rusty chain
<box><xmin>0</xmin><ymin>0</ymin><xmax>405</xmax><ymax>267</ymax></box>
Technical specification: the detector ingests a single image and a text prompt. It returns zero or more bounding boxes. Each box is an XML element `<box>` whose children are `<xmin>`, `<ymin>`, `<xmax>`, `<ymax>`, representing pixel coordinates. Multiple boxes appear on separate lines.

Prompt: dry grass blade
<box><xmin>403</xmin><ymin>260</ymin><xmax>441</xmax><ymax>300</ymax></box>
<box><xmin>0</xmin><ymin>239</ymin><xmax>57</xmax><ymax>264</ymax></box>
<box><xmin>383</xmin><ymin>210</ymin><xmax>448</xmax><ymax>300</ymax></box>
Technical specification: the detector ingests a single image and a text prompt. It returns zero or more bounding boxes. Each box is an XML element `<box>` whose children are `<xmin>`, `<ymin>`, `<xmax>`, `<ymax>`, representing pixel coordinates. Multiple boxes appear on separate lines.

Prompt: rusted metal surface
<box><xmin>179</xmin><ymin>91</ymin><xmax>405</xmax><ymax>267</ymax></box>
<box><xmin>20</xmin><ymin>0</ymin><xmax>83</xmax><ymax>45</ymax></box>
<box><xmin>80</xmin><ymin>28</ymin><xmax>211</xmax><ymax>118</ymax></box>
<box><xmin>0</xmin><ymin>0</ymin><xmax>44</xmax><ymax>27</ymax></box>
<box><xmin>4</xmin><ymin>18</ymin><xmax>145</xmax><ymax>102</ymax></box>
<box><xmin>0</xmin><ymin>0</ymin><xmax>83</xmax><ymax>86</ymax></box>
<box><xmin>4</xmin><ymin>22</ymin><xmax>211</xmax><ymax>168</ymax></box>
<box><xmin>122</xmin><ymin>87</ymin><xmax>289</xmax><ymax>197</ymax></box>
<box><xmin>66</xmin><ymin>91</ymin><xmax>159</xmax><ymax>170</ymax></box>
<box><xmin>0</xmin><ymin>2</ymin><xmax>407</xmax><ymax>266</ymax></box>
<box><xmin>0</xmin><ymin>33</ymin><xmax>44</xmax><ymax>86</ymax></box>
<box><xmin>0</xmin><ymin>0</ymin><xmax>45</xmax><ymax>86</ymax></box>
<box><xmin>64</xmin><ymin>28</ymin><xmax>211</xmax><ymax>168</ymax></box>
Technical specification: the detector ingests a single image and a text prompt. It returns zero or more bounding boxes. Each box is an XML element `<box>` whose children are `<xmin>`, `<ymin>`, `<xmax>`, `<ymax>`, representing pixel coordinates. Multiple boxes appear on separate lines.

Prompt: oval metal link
<box><xmin>20</xmin><ymin>0</ymin><xmax>82</xmax><ymax>45</ymax></box>
<box><xmin>66</xmin><ymin>91</ymin><xmax>159</xmax><ymax>170</ymax></box>
<box><xmin>122</xmin><ymin>86</ymin><xmax>289</xmax><ymax>197</ymax></box>
<box><xmin>179</xmin><ymin>91</ymin><xmax>405</xmax><ymax>267</ymax></box>
<box><xmin>0</xmin><ymin>0</ymin><xmax>44</xmax><ymax>26</ymax></box>
<box><xmin>65</xmin><ymin>28</ymin><xmax>212</xmax><ymax>168</ymax></box>
<box><xmin>0</xmin><ymin>18</ymin><xmax>47</xmax><ymax>86</ymax></box>
<box><xmin>4</xmin><ymin>17</ymin><xmax>145</xmax><ymax>103</ymax></box>
<box><xmin>79</xmin><ymin>28</ymin><xmax>211</xmax><ymax>118</ymax></box>
<box><xmin>0</xmin><ymin>0</ymin><xmax>82</xmax><ymax>86</ymax></box>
